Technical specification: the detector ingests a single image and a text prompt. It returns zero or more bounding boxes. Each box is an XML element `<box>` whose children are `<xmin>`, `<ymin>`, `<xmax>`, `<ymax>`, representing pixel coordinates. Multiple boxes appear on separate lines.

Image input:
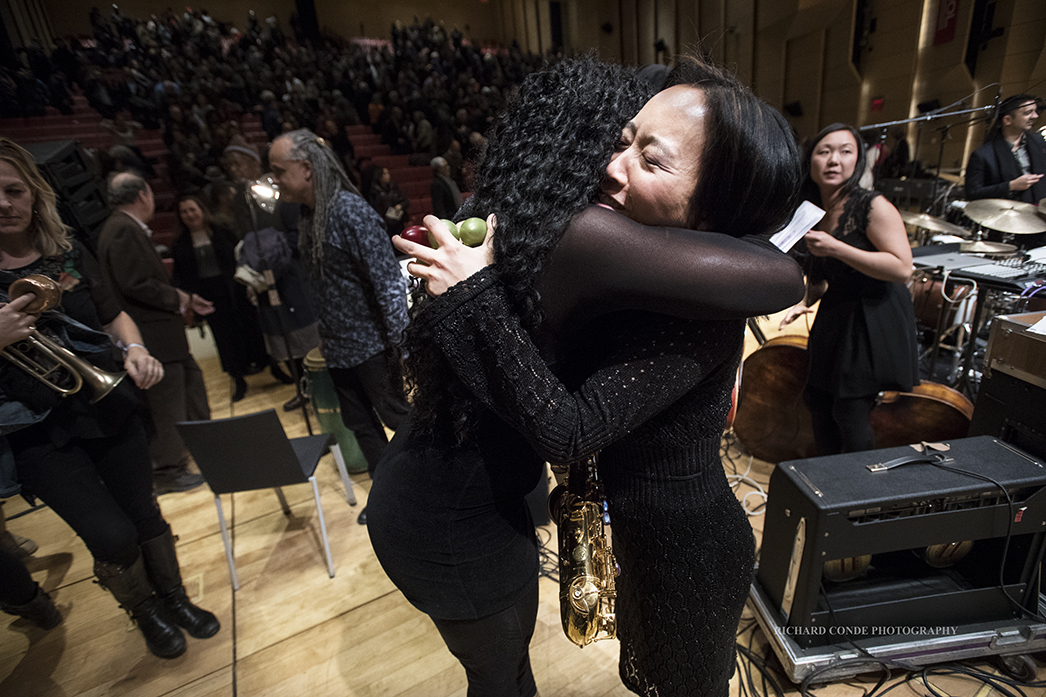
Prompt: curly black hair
<box><xmin>403</xmin><ymin>56</ymin><xmax>652</xmax><ymax>443</ymax></box>
<box><xmin>403</xmin><ymin>55</ymin><xmax>802</xmax><ymax>444</ymax></box>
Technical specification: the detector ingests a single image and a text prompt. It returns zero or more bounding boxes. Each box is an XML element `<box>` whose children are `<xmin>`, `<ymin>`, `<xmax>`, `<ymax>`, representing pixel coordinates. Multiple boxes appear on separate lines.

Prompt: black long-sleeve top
<box><xmin>369</xmin><ymin>205</ymin><xmax>804</xmax><ymax>626</ymax></box>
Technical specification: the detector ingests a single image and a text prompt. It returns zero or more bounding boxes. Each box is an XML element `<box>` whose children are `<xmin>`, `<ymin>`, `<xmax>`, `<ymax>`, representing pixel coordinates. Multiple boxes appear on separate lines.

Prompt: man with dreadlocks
<box><xmin>269</xmin><ymin>130</ymin><xmax>409</xmax><ymax>524</ymax></box>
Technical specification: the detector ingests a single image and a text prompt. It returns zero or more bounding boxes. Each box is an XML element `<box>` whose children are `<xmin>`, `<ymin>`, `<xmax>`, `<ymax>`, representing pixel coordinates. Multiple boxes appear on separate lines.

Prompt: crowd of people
<box><xmin>8</xmin><ymin>4</ymin><xmax>1042</xmax><ymax>696</ymax></box>
<box><xmin>4</xmin><ymin>9</ymin><xmax>555</xmax><ymax>200</ymax></box>
<box><xmin>0</xmin><ymin>6</ymin><xmax>563</xmax><ymax>666</ymax></box>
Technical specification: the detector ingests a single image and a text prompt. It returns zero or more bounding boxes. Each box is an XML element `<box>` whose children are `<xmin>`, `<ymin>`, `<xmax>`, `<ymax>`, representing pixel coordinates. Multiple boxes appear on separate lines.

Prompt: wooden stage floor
<box><xmin>2</xmin><ymin>313</ymin><xmax>1045</xmax><ymax>697</ymax></box>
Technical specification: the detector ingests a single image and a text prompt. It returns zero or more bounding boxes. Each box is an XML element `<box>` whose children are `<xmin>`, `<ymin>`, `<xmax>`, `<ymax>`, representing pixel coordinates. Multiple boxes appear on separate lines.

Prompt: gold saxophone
<box><xmin>548</xmin><ymin>454</ymin><xmax>617</xmax><ymax>647</ymax></box>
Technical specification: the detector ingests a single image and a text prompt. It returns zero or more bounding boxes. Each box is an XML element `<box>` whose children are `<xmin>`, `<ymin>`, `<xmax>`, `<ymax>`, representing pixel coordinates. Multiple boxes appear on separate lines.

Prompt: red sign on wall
<box><xmin>871</xmin><ymin>97</ymin><xmax>884</xmax><ymax>112</ymax></box>
<box><xmin>934</xmin><ymin>0</ymin><xmax>959</xmax><ymax>45</ymax></box>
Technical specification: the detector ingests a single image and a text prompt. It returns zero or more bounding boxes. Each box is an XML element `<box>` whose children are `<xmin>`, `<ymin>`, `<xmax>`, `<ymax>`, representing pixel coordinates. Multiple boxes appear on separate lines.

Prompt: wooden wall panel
<box><xmin>819</xmin><ymin>15</ymin><xmax>861</xmax><ymax>132</ymax></box>
<box><xmin>676</xmin><ymin>0</ymin><xmax>700</xmax><ymax>55</ymax></box>
<box><xmin>594</xmin><ymin>0</ymin><xmax>623</xmax><ymax>62</ymax></box>
<box><xmin>537</xmin><ymin>0</ymin><xmax>552</xmax><ymax>53</ymax></box>
<box><xmin>784</xmin><ymin>30</ymin><xmax>825</xmax><ymax>140</ymax></box>
<box><xmin>725</xmin><ymin>0</ymin><xmax>755</xmax><ymax>85</ymax></box>
<box><xmin>619</xmin><ymin>0</ymin><xmax>639</xmax><ymax>64</ymax></box>
<box><xmin>754</xmin><ymin>15</ymin><xmax>789</xmax><ymax>107</ymax></box>
<box><xmin>696</xmin><ymin>0</ymin><xmax>721</xmax><ymax>62</ymax></box>
<box><xmin>635</xmin><ymin>0</ymin><xmax>655</xmax><ymax>64</ymax></box>
<box><xmin>655</xmin><ymin>0</ymin><xmax>676</xmax><ymax>60</ymax></box>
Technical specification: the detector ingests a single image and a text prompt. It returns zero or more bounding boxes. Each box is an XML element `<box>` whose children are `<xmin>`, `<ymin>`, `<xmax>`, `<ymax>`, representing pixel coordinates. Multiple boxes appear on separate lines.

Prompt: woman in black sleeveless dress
<box><xmin>780</xmin><ymin>123</ymin><xmax>919</xmax><ymax>455</ymax></box>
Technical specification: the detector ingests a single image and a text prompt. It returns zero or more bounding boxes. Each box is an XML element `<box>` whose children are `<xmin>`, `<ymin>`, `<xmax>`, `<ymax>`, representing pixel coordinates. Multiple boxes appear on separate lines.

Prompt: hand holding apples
<box><xmin>392</xmin><ymin>214</ymin><xmax>496</xmax><ymax>297</ymax></box>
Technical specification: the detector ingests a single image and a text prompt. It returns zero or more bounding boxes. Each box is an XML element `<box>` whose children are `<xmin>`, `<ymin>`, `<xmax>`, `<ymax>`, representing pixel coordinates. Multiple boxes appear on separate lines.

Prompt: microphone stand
<box><xmin>861</xmin><ymin>104</ymin><xmax>995</xmax><ymax>215</ymax></box>
<box><xmin>244</xmin><ymin>183</ymin><xmax>313</xmax><ymax>435</ymax></box>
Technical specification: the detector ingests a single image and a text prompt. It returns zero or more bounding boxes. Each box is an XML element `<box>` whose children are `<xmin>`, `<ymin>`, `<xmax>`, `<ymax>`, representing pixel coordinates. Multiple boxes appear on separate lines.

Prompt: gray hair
<box><xmin>274</xmin><ymin>129</ymin><xmax>361</xmax><ymax>267</ymax></box>
<box><xmin>430</xmin><ymin>156</ymin><xmax>447</xmax><ymax>172</ymax></box>
<box><xmin>107</xmin><ymin>172</ymin><xmax>148</xmax><ymax>207</ymax></box>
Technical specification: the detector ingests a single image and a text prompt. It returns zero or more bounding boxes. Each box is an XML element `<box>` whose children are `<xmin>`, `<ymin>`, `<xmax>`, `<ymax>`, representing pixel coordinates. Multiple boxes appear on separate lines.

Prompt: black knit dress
<box><xmin>369</xmin><ymin>205</ymin><xmax>803</xmax><ymax>696</ymax></box>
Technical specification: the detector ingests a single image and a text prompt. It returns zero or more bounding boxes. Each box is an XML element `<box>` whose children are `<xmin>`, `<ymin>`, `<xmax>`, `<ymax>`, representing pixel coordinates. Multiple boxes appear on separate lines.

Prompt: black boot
<box><xmin>0</xmin><ymin>584</ymin><xmax>61</xmax><ymax>629</ymax></box>
<box><xmin>270</xmin><ymin>361</ymin><xmax>295</xmax><ymax>385</ymax></box>
<box><xmin>95</xmin><ymin>555</ymin><xmax>186</xmax><ymax>658</ymax></box>
<box><xmin>233</xmin><ymin>376</ymin><xmax>248</xmax><ymax>402</ymax></box>
<box><xmin>140</xmin><ymin>529</ymin><xmax>220</xmax><ymax>639</ymax></box>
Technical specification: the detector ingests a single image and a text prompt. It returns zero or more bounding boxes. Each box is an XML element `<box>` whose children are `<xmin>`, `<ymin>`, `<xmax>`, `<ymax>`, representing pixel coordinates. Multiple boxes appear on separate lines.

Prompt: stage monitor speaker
<box><xmin>756</xmin><ymin>436</ymin><xmax>1046</xmax><ymax>648</ymax></box>
<box><xmin>23</xmin><ymin>140</ymin><xmax>95</xmax><ymax>195</ymax></box>
<box><xmin>22</xmin><ymin>140</ymin><xmax>110</xmax><ymax>244</ymax></box>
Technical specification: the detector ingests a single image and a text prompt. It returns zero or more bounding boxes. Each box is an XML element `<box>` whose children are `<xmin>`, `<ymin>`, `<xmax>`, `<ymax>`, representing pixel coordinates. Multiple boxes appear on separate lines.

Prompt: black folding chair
<box><xmin>177</xmin><ymin>409</ymin><xmax>351</xmax><ymax>590</ymax></box>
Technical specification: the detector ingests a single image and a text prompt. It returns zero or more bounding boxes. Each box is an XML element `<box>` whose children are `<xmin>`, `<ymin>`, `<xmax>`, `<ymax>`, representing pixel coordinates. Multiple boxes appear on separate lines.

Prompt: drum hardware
<box><xmin>900</xmin><ymin>210</ymin><xmax>971</xmax><ymax>245</ymax></box>
<box><xmin>930</xmin><ymin>234</ymin><xmax>967</xmax><ymax>245</ymax></box>
<box><xmin>913</xmin><ymin>270</ymin><xmax>976</xmax><ymax>384</ymax></box>
<box><xmin>962</xmin><ymin>198</ymin><xmax>1046</xmax><ymax>235</ymax></box>
<box><xmin>960</xmin><ymin>240</ymin><xmax>1019</xmax><ymax>256</ymax></box>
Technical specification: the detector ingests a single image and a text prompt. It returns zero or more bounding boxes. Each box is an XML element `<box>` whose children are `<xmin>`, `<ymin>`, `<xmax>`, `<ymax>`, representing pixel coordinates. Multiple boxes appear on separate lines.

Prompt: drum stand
<box><xmin>953</xmin><ymin>286</ymin><xmax>1019</xmax><ymax>398</ymax></box>
<box><xmin>917</xmin><ymin>271</ymin><xmax>976</xmax><ymax>385</ymax></box>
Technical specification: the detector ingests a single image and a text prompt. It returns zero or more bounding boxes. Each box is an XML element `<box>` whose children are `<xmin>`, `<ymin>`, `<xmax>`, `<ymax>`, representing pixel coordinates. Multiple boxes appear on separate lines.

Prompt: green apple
<box><xmin>428</xmin><ymin>219</ymin><xmax>460</xmax><ymax>248</ymax></box>
<box><xmin>457</xmin><ymin>217</ymin><xmax>488</xmax><ymax>247</ymax></box>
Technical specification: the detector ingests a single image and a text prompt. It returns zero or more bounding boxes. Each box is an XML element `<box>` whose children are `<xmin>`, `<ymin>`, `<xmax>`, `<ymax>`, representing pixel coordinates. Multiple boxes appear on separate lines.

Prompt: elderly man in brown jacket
<box><xmin>97</xmin><ymin>172</ymin><xmax>213</xmax><ymax>494</ymax></box>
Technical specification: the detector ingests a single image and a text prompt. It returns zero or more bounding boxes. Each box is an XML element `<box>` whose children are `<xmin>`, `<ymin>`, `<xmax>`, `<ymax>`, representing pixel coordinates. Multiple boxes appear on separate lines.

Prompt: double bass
<box><xmin>732</xmin><ymin>334</ymin><xmax>973</xmax><ymax>463</ymax></box>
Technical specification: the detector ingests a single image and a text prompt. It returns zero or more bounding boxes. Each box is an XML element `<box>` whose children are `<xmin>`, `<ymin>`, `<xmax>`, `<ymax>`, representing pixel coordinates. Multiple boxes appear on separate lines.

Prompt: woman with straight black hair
<box><xmin>369</xmin><ymin>56</ymin><xmax>806</xmax><ymax>696</ymax></box>
<box><xmin>780</xmin><ymin>123</ymin><xmax>918</xmax><ymax>455</ymax></box>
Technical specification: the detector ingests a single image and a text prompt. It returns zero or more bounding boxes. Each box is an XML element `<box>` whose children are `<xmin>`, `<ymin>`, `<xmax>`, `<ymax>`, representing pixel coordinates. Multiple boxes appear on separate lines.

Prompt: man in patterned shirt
<box><xmin>269</xmin><ymin>130</ymin><xmax>410</xmax><ymax>524</ymax></box>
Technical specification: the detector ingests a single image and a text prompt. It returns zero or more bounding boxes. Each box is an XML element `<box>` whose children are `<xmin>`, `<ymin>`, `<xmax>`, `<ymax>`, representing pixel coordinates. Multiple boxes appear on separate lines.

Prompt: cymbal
<box><xmin>899</xmin><ymin>210</ymin><xmax>970</xmax><ymax>236</ymax></box>
<box><xmin>962</xmin><ymin>198</ymin><xmax>1046</xmax><ymax>234</ymax></box>
<box><xmin>960</xmin><ymin>240</ymin><xmax>1017</xmax><ymax>255</ymax></box>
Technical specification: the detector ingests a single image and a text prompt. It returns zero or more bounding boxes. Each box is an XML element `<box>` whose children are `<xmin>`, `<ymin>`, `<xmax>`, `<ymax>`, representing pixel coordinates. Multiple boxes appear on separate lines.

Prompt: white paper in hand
<box><xmin>770</xmin><ymin>201</ymin><xmax>826</xmax><ymax>252</ymax></box>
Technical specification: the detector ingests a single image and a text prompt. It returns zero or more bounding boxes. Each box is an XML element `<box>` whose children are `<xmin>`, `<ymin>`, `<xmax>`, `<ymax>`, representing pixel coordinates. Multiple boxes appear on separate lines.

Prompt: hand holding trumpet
<box><xmin>0</xmin><ymin>293</ymin><xmax>39</xmax><ymax>351</ymax></box>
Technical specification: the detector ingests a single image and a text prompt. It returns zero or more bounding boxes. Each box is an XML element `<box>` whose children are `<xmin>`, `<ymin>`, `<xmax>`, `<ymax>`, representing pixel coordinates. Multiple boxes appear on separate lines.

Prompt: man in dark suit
<box><xmin>429</xmin><ymin>156</ymin><xmax>462</xmax><ymax>220</ymax></box>
<box><xmin>97</xmin><ymin>172</ymin><xmax>214</xmax><ymax>494</ymax></box>
<box><xmin>965</xmin><ymin>94</ymin><xmax>1046</xmax><ymax>203</ymax></box>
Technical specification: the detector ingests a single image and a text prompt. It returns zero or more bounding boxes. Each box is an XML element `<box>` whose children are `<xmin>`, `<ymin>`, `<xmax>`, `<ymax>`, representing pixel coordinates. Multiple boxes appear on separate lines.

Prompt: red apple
<box><xmin>400</xmin><ymin>225</ymin><xmax>430</xmax><ymax>247</ymax></box>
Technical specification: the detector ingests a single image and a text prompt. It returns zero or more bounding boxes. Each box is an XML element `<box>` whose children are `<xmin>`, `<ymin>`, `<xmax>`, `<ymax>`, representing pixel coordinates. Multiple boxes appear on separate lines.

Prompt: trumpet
<box><xmin>2</xmin><ymin>275</ymin><xmax>126</xmax><ymax>403</ymax></box>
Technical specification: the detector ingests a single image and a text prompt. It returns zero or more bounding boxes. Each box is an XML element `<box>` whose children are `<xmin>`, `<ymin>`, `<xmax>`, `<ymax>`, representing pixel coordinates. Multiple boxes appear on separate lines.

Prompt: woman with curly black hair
<box><xmin>368</xmin><ymin>56</ymin><xmax>805</xmax><ymax>696</ymax></box>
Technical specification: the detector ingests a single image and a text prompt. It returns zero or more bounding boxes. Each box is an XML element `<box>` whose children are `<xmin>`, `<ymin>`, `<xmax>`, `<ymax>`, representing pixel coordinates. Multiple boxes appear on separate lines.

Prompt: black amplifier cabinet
<box><xmin>22</xmin><ymin>140</ymin><xmax>109</xmax><ymax>245</ymax></box>
<box><xmin>757</xmin><ymin>436</ymin><xmax>1046</xmax><ymax>648</ymax></box>
<box><xmin>970</xmin><ymin>310</ymin><xmax>1046</xmax><ymax>460</ymax></box>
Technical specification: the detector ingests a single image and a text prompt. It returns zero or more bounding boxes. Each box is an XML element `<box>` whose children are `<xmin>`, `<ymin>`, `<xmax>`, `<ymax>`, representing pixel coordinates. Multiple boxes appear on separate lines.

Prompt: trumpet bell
<box><xmin>8</xmin><ymin>274</ymin><xmax>61</xmax><ymax>314</ymax></box>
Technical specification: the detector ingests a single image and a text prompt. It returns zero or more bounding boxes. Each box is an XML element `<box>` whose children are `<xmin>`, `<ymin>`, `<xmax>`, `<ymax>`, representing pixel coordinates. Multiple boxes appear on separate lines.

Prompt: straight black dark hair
<box><xmin>665</xmin><ymin>57</ymin><xmax>802</xmax><ymax>237</ymax></box>
<box><xmin>801</xmin><ymin>122</ymin><xmax>866</xmax><ymax>207</ymax></box>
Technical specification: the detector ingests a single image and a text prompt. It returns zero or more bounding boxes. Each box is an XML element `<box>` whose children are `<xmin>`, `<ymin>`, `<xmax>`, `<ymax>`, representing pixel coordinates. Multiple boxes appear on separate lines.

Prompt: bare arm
<box><xmin>103</xmin><ymin>311</ymin><xmax>164</xmax><ymax>389</ymax></box>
